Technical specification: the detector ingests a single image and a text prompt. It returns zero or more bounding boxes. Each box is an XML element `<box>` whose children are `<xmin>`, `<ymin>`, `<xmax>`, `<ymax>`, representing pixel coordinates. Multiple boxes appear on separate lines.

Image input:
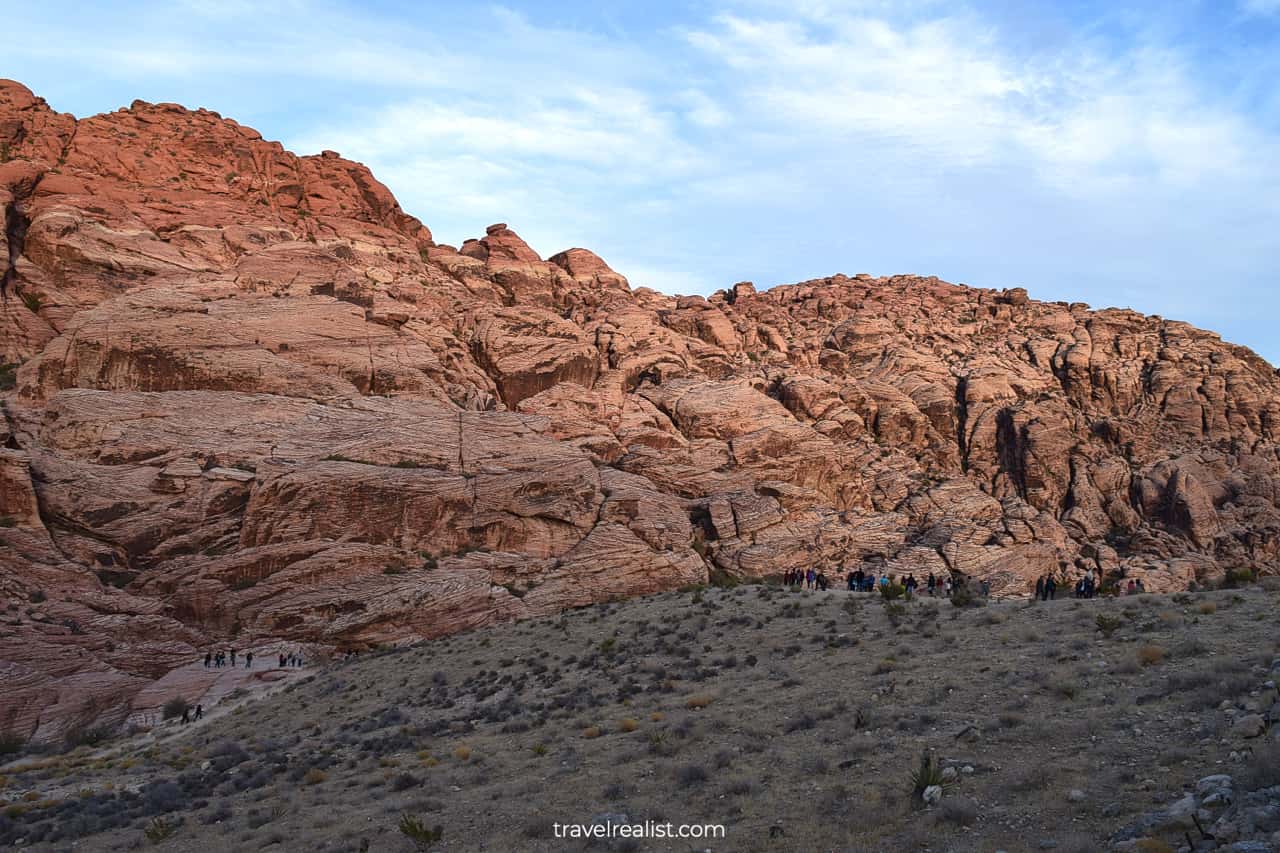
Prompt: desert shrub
<box><xmin>1239</xmin><ymin>740</ymin><xmax>1280</xmax><ymax>791</ymax></box>
<box><xmin>675</xmin><ymin>764</ymin><xmax>708</xmax><ymax>788</ymax></box>
<box><xmin>0</xmin><ymin>730</ymin><xmax>26</xmax><ymax>756</ymax></box>
<box><xmin>64</xmin><ymin>724</ymin><xmax>112</xmax><ymax>750</ymax></box>
<box><xmin>685</xmin><ymin>693</ymin><xmax>714</xmax><ymax>709</ymax></box>
<box><xmin>1197</xmin><ymin>602</ymin><xmax>1216</xmax><ymax>615</ymax></box>
<box><xmin>950</xmin><ymin>586</ymin><xmax>983</xmax><ymax>607</ymax></box>
<box><xmin>0</xmin><ymin>516</ymin><xmax>15</xmax><ymax>528</ymax></box>
<box><xmin>19</xmin><ymin>292</ymin><xmax>42</xmax><ymax>313</ymax></box>
<box><xmin>1137</xmin><ymin>645</ymin><xmax>1167</xmax><ymax>667</ymax></box>
<box><xmin>0</xmin><ymin>363</ymin><xmax>16</xmax><ymax>391</ymax></box>
<box><xmin>162</xmin><ymin>697</ymin><xmax>190</xmax><ymax>720</ymax></box>
<box><xmin>200</xmin><ymin>801</ymin><xmax>232</xmax><ymax>825</ymax></box>
<box><xmin>398</xmin><ymin>814</ymin><xmax>443</xmax><ymax>850</ymax></box>
<box><xmin>1095</xmin><ymin>613</ymin><xmax>1123</xmax><ymax>637</ymax></box>
<box><xmin>302</xmin><ymin>768</ymin><xmax>327</xmax><ymax>785</ymax></box>
<box><xmin>143</xmin><ymin>816</ymin><xmax>178</xmax><ymax>843</ymax></box>
<box><xmin>879</xmin><ymin>582</ymin><xmax>905</xmax><ymax>601</ymax></box>
<box><xmin>452</xmin><ymin>745</ymin><xmax>471</xmax><ymax>761</ymax></box>
<box><xmin>1223</xmin><ymin>567</ymin><xmax>1256</xmax><ymax>588</ymax></box>
<box><xmin>618</xmin><ymin>718</ymin><xmax>638</xmax><ymax>733</ymax></box>
<box><xmin>391</xmin><ymin>772</ymin><xmax>421</xmax><ymax>792</ymax></box>
<box><xmin>1049</xmin><ymin>677</ymin><xmax>1079</xmax><ymax>700</ymax></box>
<box><xmin>523</xmin><ymin>815</ymin><xmax>554</xmax><ymax>838</ymax></box>
<box><xmin>938</xmin><ymin>797</ymin><xmax>978</xmax><ymax>825</ymax></box>
<box><xmin>580</xmin><ymin>726</ymin><xmax>602</xmax><ymax>739</ymax></box>
<box><xmin>141</xmin><ymin>780</ymin><xmax>186</xmax><ymax>816</ymax></box>
<box><xmin>784</xmin><ymin>713</ymin><xmax>816</xmax><ymax>733</ymax></box>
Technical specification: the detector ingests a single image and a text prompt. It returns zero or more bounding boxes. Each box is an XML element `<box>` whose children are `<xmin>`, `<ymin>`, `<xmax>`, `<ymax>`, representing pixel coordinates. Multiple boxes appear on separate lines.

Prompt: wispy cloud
<box><xmin>5</xmin><ymin>1</ymin><xmax>1280</xmax><ymax>362</ymax></box>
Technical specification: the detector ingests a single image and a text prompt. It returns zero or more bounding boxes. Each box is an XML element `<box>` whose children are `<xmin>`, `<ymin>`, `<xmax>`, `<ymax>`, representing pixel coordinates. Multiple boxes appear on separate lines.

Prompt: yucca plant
<box><xmin>909</xmin><ymin>750</ymin><xmax>952</xmax><ymax>801</ymax></box>
<box><xmin>398</xmin><ymin>814</ymin><xmax>443</xmax><ymax>850</ymax></box>
<box><xmin>143</xmin><ymin>816</ymin><xmax>177</xmax><ymax>843</ymax></box>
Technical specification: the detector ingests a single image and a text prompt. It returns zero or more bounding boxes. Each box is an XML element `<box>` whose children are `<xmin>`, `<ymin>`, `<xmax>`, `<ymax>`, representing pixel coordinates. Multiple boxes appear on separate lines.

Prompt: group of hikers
<box><xmin>785</xmin><ymin>562</ymin><xmax>1153</xmax><ymax>603</ymax></box>
<box><xmin>784</xmin><ymin>567</ymin><xmax>832</xmax><ymax>590</ymax></box>
<box><xmin>783</xmin><ymin>567</ymin><xmax>992</xmax><ymax>598</ymax></box>
<box><xmin>178</xmin><ymin>704</ymin><xmax>204</xmax><ymax>725</ymax></box>
<box><xmin>202</xmin><ymin>648</ymin><xmax>306</xmax><ymax>670</ymax></box>
<box><xmin>1035</xmin><ymin>569</ymin><xmax>1148</xmax><ymax>600</ymax></box>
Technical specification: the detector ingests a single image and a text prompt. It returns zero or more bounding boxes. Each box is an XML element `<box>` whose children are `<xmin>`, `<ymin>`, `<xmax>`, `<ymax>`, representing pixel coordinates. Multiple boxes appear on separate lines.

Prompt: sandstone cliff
<box><xmin>2</xmin><ymin>79</ymin><xmax>1278</xmax><ymax>741</ymax></box>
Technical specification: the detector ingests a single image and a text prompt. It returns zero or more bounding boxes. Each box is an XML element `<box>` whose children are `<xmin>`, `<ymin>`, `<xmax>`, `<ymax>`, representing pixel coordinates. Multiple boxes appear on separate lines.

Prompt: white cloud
<box><xmin>7</xmin><ymin>0</ymin><xmax>1280</xmax><ymax>360</ymax></box>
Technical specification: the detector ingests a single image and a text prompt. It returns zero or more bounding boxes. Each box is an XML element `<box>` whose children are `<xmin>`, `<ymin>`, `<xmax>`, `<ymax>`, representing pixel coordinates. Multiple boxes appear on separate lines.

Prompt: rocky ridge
<box><xmin>2</xmin><ymin>79</ymin><xmax>1279</xmax><ymax>741</ymax></box>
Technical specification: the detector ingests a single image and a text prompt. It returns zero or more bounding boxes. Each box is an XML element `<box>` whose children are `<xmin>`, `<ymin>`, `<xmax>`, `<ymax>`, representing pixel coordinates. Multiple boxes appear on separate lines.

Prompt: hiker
<box><xmin>181</xmin><ymin>706</ymin><xmax>190</xmax><ymax>725</ymax></box>
<box><xmin>817</xmin><ymin>571</ymin><xmax>829</xmax><ymax>591</ymax></box>
<box><xmin>783</xmin><ymin>569</ymin><xmax>792</xmax><ymax>587</ymax></box>
<box><xmin>926</xmin><ymin>574</ymin><xmax>936</xmax><ymax>596</ymax></box>
<box><xmin>229</xmin><ymin>649</ymin><xmax>237</xmax><ymax>667</ymax></box>
<box><xmin>1045</xmin><ymin>576</ymin><xmax>1057</xmax><ymax>600</ymax></box>
<box><xmin>245</xmin><ymin>650</ymin><xmax>253</xmax><ymax>669</ymax></box>
<box><xmin>805</xmin><ymin>568</ymin><xmax>816</xmax><ymax>590</ymax></box>
<box><xmin>279</xmin><ymin>653</ymin><xmax>287</xmax><ymax>668</ymax></box>
<box><xmin>1035</xmin><ymin>576</ymin><xmax>1045</xmax><ymax>600</ymax></box>
<box><xmin>194</xmin><ymin>704</ymin><xmax>203</xmax><ymax>721</ymax></box>
<box><xmin>204</xmin><ymin>651</ymin><xmax>212</xmax><ymax>668</ymax></box>
<box><xmin>1135</xmin><ymin>578</ymin><xmax>1146</xmax><ymax>594</ymax></box>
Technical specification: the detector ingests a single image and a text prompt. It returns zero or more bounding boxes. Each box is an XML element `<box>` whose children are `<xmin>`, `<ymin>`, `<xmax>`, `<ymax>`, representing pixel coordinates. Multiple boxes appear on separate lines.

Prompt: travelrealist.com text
<box><xmin>552</xmin><ymin>821</ymin><xmax>727</xmax><ymax>840</ymax></box>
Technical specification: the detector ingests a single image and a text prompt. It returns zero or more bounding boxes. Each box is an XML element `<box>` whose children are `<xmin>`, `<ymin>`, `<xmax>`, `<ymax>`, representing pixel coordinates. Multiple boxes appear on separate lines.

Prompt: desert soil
<box><xmin>3</xmin><ymin>581</ymin><xmax>1279</xmax><ymax>852</ymax></box>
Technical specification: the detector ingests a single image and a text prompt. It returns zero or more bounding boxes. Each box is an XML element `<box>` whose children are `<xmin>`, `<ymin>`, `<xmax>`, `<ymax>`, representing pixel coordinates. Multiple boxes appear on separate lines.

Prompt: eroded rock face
<box><xmin>2</xmin><ymin>77</ymin><xmax>1279</xmax><ymax>741</ymax></box>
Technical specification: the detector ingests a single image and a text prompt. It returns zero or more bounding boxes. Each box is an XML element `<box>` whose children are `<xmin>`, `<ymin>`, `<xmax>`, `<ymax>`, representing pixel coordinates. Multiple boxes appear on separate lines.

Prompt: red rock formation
<box><xmin>2</xmin><ymin>78</ymin><xmax>1279</xmax><ymax>741</ymax></box>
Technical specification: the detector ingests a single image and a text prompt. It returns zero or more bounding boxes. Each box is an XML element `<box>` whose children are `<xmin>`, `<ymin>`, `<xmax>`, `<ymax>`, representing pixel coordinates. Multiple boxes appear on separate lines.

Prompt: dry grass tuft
<box><xmin>685</xmin><ymin>694</ymin><xmax>714</xmax><ymax>710</ymax></box>
<box><xmin>1137</xmin><ymin>645</ymin><xmax>1167</xmax><ymax>666</ymax></box>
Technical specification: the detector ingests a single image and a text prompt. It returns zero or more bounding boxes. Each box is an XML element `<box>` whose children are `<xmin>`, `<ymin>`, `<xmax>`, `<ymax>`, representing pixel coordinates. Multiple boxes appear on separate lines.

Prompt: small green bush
<box><xmin>1095</xmin><ymin>613</ymin><xmax>1123</xmax><ymax>637</ymax></box>
<box><xmin>879</xmin><ymin>582</ymin><xmax>905</xmax><ymax>601</ymax></box>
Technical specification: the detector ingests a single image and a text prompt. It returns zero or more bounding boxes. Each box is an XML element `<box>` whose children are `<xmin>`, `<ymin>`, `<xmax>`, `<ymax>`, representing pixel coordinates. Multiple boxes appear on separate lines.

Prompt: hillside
<box><xmin>1</xmin><ymin>78</ymin><xmax>1279</xmax><ymax>743</ymax></box>
<box><xmin>1</xmin><ymin>584</ymin><xmax>1279</xmax><ymax>851</ymax></box>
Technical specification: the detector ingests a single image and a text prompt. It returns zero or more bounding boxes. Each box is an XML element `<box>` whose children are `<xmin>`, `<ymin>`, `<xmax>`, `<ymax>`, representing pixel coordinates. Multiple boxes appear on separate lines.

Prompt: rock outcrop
<box><xmin>2</xmin><ymin>78</ymin><xmax>1279</xmax><ymax>742</ymax></box>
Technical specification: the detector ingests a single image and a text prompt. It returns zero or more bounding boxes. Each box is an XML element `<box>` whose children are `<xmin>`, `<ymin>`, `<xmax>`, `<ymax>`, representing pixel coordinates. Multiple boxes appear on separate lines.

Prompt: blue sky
<box><xmin>6</xmin><ymin>0</ymin><xmax>1280</xmax><ymax>362</ymax></box>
